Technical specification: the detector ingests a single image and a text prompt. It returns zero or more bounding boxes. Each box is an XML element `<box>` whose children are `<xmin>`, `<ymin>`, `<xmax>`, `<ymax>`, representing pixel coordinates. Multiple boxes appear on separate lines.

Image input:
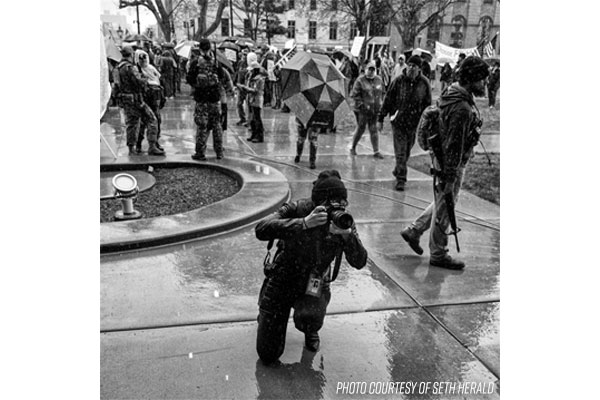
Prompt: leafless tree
<box><xmin>124</xmin><ymin>0</ymin><xmax>229</xmax><ymax>41</ymax></box>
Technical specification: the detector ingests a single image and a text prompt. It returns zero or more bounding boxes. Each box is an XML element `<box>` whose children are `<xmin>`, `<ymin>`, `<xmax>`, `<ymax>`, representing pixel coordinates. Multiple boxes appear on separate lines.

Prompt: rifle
<box><xmin>428</xmin><ymin>133</ymin><xmax>461</xmax><ymax>252</ymax></box>
<box><xmin>444</xmin><ymin>191</ymin><xmax>460</xmax><ymax>253</ymax></box>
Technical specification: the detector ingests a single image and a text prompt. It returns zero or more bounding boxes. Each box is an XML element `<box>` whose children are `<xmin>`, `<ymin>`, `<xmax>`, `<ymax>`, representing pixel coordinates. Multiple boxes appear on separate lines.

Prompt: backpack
<box><xmin>416</xmin><ymin>103</ymin><xmax>444</xmax><ymax>151</ymax></box>
<box><xmin>194</xmin><ymin>57</ymin><xmax>220</xmax><ymax>91</ymax></box>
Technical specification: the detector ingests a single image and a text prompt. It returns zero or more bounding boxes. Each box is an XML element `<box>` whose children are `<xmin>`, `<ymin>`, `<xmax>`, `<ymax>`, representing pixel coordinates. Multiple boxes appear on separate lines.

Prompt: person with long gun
<box><xmin>399</xmin><ymin>56</ymin><xmax>490</xmax><ymax>270</ymax></box>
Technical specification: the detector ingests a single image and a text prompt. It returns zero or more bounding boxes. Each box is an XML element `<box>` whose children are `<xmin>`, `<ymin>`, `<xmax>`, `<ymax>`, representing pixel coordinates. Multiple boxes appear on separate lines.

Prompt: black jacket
<box><xmin>379</xmin><ymin>70</ymin><xmax>431</xmax><ymax>129</ymax></box>
<box><xmin>437</xmin><ymin>83</ymin><xmax>481</xmax><ymax>182</ymax></box>
<box><xmin>255</xmin><ymin>199</ymin><xmax>368</xmax><ymax>281</ymax></box>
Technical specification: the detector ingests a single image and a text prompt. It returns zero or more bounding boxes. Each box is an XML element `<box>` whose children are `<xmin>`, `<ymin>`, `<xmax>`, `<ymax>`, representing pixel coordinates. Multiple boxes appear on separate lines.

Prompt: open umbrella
<box><xmin>434</xmin><ymin>56</ymin><xmax>455</xmax><ymax>68</ymax></box>
<box><xmin>305</xmin><ymin>46</ymin><xmax>328</xmax><ymax>55</ymax></box>
<box><xmin>281</xmin><ymin>51</ymin><xmax>353</xmax><ymax>129</ymax></box>
<box><xmin>235</xmin><ymin>37</ymin><xmax>255</xmax><ymax>48</ymax></box>
<box><xmin>123</xmin><ymin>33</ymin><xmax>150</xmax><ymax>42</ymax></box>
<box><xmin>219</xmin><ymin>41</ymin><xmax>240</xmax><ymax>52</ymax></box>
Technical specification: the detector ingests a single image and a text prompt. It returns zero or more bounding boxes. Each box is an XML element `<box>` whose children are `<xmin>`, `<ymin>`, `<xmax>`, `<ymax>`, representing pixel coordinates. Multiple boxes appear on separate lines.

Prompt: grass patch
<box><xmin>407</xmin><ymin>152</ymin><xmax>500</xmax><ymax>205</ymax></box>
<box><xmin>100</xmin><ymin>167</ymin><xmax>241</xmax><ymax>222</ymax></box>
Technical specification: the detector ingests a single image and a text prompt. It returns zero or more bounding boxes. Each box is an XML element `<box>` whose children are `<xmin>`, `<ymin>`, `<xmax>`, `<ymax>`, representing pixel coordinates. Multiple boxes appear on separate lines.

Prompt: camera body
<box><xmin>324</xmin><ymin>202</ymin><xmax>354</xmax><ymax>230</ymax></box>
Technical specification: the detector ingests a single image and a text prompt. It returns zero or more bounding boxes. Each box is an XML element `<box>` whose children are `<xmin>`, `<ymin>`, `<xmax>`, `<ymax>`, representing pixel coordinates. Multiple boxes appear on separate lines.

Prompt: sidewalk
<box><xmin>100</xmin><ymin>90</ymin><xmax>500</xmax><ymax>399</ymax></box>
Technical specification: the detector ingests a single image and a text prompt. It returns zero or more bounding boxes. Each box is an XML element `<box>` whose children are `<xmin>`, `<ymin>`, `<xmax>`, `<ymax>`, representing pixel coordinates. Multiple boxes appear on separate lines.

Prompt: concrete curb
<box><xmin>100</xmin><ymin>155</ymin><xmax>290</xmax><ymax>253</ymax></box>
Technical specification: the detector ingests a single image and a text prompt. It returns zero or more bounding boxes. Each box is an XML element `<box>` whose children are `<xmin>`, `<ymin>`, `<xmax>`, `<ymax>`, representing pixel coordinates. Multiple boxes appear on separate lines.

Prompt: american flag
<box><xmin>484</xmin><ymin>34</ymin><xmax>498</xmax><ymax>58</ymax></box>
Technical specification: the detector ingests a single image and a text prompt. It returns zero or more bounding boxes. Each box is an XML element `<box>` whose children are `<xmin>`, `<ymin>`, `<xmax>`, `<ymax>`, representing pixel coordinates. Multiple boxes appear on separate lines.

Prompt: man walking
<box><xmin>186</xmin><ymin>38</ymin><xmax>226</xmax><ymax>160</ymax></box>
<box><xmin>116</xmin><ymin>46</ymin><xmax>165</xmax><ymax>156</ymax></box>
<box><xmin>349</xmin><ymin>60</ymin><xmax>385</xmax><ymax>159</ymax></box>
<box><xmin>378</xmin><ymin>55</ymin><xmax>431</xmax><ymax>191</ymax></box>
<box><xmin>400</xmin><ymin>56</ymin><xmax>490</xmax><ymax>270</ymax></box>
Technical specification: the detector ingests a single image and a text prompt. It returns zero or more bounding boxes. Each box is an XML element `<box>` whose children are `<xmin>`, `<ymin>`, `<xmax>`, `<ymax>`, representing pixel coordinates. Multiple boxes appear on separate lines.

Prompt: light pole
<box><xmin>136</xmin><ymin>3</ymin><xmax>141</xmax><ymax>34</ymax></box>
<box><xmin>229</xmin><ymin>0</ymin><xmax>234</xmax><ymax>36</ymax></box>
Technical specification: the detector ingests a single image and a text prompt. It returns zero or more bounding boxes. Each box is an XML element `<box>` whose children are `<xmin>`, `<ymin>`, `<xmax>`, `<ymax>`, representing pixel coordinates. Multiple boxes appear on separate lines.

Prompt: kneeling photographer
<box><xmin>255</xmin><ymin>170</ymin><xmax>368</xmax><ymax>365</ymax></box>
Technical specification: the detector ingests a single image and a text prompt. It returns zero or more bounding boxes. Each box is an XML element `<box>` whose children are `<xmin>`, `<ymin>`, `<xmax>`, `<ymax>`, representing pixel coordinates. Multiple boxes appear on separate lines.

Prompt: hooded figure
<box><xmin>159</xmin><ymin>50</ymin><xmax>177</xmax><ymax>97</ymax></box>
<box><xmin>254</xmin><ymin>170</ymin><xmax>368</xmax><ymax>365</ymax></box>
<box><xmin>134</xmin><ymin>49</ymin><xmax>165</xmax><ymax>153</ymax></box>
<box><xmin>400</xmin><ymin>56</ymin><xmax>489</xmax><ymax>271</ymax></box>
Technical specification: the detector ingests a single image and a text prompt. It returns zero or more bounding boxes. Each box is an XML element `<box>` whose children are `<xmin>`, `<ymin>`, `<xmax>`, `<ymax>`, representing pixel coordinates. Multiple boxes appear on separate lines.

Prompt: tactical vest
<box><xmin>117</xmin><ymin>60</ymin><xmax>143</xmax><ymax>95</ymax></box>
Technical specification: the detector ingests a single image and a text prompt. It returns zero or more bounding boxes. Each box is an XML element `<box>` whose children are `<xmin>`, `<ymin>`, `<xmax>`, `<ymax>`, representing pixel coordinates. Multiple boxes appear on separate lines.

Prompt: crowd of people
<box><xmin>251</xmin><ymin>54</ymin><xmax>494</xmax><ymax>365</ymax></box>
<box><xmin>104</xmin><ymin>38</ymin><xmax>499</xmax><ymax>366</ymax></box>
<box><xmin>107</xmin><ymin>38</ymin><xmax>500</xmax><ymax>181</ymax></box>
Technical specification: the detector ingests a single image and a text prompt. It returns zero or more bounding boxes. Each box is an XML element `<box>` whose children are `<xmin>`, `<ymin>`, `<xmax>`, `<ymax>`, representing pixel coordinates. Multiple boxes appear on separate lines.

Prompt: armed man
<box><xmin>186</xmin><ymin>38</ymin><xmax>227</xmax><ymax>160</ymax></box>
<box><xmin>116</xmin><ymin>46</ymin><xmax>165</xmax><ymax>156</ymax></box>
<box><xmin>254</xmin><ymin>170</ymin><xmax>368</xmax><ymax>364</ymax></box>
<box><xmin>400</xmin><ymin>56</ymin><xmax>489</xmax><ymax>270</ymax></box>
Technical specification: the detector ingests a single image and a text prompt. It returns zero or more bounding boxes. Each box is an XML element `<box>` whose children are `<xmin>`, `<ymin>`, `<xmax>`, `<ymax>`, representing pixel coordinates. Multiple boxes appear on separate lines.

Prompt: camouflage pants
<box><xmin>194</xmin><ymin>102</ymin><xmax>223</xmax><ymax>156</ymax></box>
<box><xmin>123</xmin><ymin>101</ymin><xmax>158</xmax><ymax>147</ymax></box>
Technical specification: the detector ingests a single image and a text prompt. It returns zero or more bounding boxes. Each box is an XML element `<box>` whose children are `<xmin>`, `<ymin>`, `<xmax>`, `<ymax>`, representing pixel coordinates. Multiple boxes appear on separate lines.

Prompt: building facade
<box><xmin>180</xmin><ymin>0</ymin><xmax>499</xmax><ymax>56</ymax></box>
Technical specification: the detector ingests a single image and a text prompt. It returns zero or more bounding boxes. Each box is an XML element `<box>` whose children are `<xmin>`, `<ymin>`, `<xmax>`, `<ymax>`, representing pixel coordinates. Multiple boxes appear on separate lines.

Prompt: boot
<box><xmin>309</xmin><ymin>143</ymin><xmax>317</xmax><ymax>169</ymax></box>
<box><xmin>400</xmin><ymin>227</ymin><xmax>423</xmax><ymax>255</ymax></box>
<box><xmin>430</xmin><ymin>255</ymin><xmax>465</xmax><ymax>270</ymax></box>
<box><xmin>295</xmin><ymin>142</ymin><xmax>304</xmax><ymax>163</ymax></box>
<box><xmin>128</xmin><ymin>145</ymin><xmax>137</xmax><ymax>155</ymax></box>
<box><xmin>304</xmin><ymin>332</ymin><xmax>320</xmax><ymax>352</ymax></box>
<box><xmin>135</xmin><ymin>144</ymin><xmax>143</xmax><ymax>154</ymax></box>
<box><xmin>192</xmin><ymin>141</ymin><xmax>206</xmax><ymax>160</ymax></box>
<box><xmin>148</xmin><ymin>142</ymin><xmax>165</xmax><ymax>156</ymax></box>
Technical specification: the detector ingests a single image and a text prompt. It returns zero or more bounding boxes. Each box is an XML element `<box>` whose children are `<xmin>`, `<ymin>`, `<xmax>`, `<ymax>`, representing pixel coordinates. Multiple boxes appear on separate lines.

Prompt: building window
<box><xmin>288</xmin><ymin>0</ymin><xmax>295</xmax><ymax>9</ymax></box>
<box><xmin>310</xmin><ymin>0</ymin><xmax>316</xmax><ymax>10</ymax></box>
<box><xmin>350</xmin><ymin>22</ymin><xmax>357</xmax><ymax>39</ymax></box>
<box><xmin>221</xmin><ymin>18</ymin><xmax>229</xmax><ymax>36</ymax></box>
<box><xmin>331</xmin><ymin>0</ymin><xmax>338</xmax><ymax>10</ymax></box>
<box><xmin>329</xmin><ymin>21</ymin><xmax>337</xmax><ymax>40</ymax></box>
<box><xmin>478</xmin><ymin>16</ymin><xmax>493</xmax><ymax>42</ymax></box>
<box><xmin>450</xmin><ymin>15</ymin><xmax>466</xmax><ymax>48</ymax></box>
<box><xmin>426</xmin><ymin>16</ymin><xmax>442</xmax><ymax>49</ymax></box>
<box><xmin>287</xmin><ymin>20</ymin><xmax>296</xmax><ymax>39</ymax></box>
<box><xmin>309</xmin><ymin>21</ymin><xmax>317</xmax><ymax>40</ymax></box>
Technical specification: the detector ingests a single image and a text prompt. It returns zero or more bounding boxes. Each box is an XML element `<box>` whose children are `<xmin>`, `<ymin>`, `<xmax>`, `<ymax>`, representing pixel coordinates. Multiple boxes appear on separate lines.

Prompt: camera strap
<box><xmin>330</xmin><ymin>248</ymin><xmax>343</xmax><ymax>282</ymax></box>
<box><xmin>263</xmin><ymin>238</ymin><xmax>275</xmax><ymax>268</ymax></box>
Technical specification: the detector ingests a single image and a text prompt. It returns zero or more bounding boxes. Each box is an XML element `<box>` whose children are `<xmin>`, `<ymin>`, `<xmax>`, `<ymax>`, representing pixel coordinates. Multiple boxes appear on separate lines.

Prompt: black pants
<box><xmin>221</xmin><ymin>103</ymin><xmax>228</xmax><ymax>131</ymax></box>
<box><xmin>488</xmin><ymin>86</ymin><xmax>498</xmax><ymax>107</ymax></box>
<box><xmin>256</xmin><ymin>276</ymin><xmax>331</xmax><ymax>364</ymax></box>
<box><xmin>250</xmin><ymin>106</ymin><xmax>264</xmax><ymax>141</ymax></box>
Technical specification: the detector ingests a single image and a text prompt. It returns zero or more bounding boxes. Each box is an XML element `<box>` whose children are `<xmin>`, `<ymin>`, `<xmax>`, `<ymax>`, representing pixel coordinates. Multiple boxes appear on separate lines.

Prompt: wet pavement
<box><xmin>100</xmin><ymin>86</ymin><xmax>500</xmax><ymax>399</ymax></box>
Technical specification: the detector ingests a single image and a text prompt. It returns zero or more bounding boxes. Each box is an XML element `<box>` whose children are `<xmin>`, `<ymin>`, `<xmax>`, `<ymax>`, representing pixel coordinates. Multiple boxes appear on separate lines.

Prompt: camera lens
<box><xmin>330</xmin><ymin>210</ymin><xmax>353</xmax><ymax>230</ymax></box>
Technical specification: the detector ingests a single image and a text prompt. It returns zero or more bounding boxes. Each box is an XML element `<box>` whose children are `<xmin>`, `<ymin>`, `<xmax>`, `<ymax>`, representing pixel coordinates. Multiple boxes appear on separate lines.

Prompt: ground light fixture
<box><xmin>112</xmin><ymin>173</ymin><xmax>142</xmax><ymax>220</ymax></box>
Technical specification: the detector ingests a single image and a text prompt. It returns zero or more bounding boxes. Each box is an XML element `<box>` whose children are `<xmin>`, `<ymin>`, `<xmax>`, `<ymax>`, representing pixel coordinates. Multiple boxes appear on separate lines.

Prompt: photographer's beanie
<box><xmin>312</xmin><ymin>176</ymin><xmax>347</xmax><ymax>204</ymax></box>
